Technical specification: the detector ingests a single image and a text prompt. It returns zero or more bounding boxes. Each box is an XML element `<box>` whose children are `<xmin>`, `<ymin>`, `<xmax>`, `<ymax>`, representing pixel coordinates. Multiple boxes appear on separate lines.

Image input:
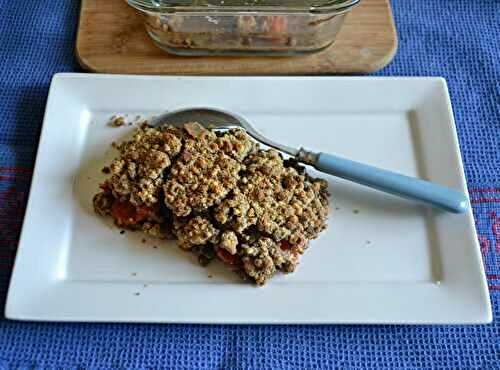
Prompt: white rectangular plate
<box><xmin>6</xmin><ymin>74</ymin><xmax>492</xmax><ymax>324</ymax></box>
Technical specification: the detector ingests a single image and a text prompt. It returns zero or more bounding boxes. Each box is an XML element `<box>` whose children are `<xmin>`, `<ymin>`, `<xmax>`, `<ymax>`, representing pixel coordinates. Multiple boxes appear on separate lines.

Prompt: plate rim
<box><xmin>5</xmin><ymin>73</ymin><xmax>492</xmax><ymax>324</ymax></box>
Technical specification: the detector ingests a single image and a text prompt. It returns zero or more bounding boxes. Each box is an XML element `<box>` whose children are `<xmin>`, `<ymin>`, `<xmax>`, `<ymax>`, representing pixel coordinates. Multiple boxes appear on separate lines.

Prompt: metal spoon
<box><xmin>151</xmin><ymin>107</ymin><xmax>469</xmax><ymax>214</ymax></box>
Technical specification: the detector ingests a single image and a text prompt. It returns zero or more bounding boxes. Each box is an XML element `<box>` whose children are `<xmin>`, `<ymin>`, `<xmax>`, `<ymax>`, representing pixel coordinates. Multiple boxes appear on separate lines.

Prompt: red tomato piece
<box><xmin>270</xmin><ymin>16</ymin><xmax>286</xmax><ymax>34</ymax></box>
<box><xmin>216</xmin><ymin>248</ymin><xmax>240</xmax><ymax>266</ymax></box>
<box><xmin>280</xmin><ymin>240</ymin><xmax>293</xmax><ymax>251</ymax></box>
<box><xmin>111</xmin><ymin>201</ymin><xmax>155</xmax><ymax>226</ymax></box>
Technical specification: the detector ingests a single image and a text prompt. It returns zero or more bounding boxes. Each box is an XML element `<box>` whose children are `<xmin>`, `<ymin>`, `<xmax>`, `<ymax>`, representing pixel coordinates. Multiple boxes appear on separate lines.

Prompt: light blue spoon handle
<box><xmin>312</xmin><ymin>152</ymin><xmax>469</xmax><ymax>213</ymax></box>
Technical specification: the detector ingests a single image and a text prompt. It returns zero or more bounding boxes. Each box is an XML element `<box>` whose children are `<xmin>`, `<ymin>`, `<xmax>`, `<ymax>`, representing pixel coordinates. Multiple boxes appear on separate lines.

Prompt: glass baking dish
<box><xmin>126</xmin><ymin>0</ymin><xmax>361</xmax><ymax>56</ymax></box>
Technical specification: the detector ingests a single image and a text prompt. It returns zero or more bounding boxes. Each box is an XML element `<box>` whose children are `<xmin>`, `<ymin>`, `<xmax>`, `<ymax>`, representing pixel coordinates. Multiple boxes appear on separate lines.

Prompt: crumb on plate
<box><xmin>109</xmin><ymin>115</ymin><xmax>126</xmax><ymax>127</ymax></box>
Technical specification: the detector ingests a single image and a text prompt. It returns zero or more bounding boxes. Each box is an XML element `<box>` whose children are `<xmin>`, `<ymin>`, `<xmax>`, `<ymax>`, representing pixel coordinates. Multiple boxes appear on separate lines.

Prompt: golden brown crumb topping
<box><xmin>215</xmin><ymin>150</ymin><xmax>329</xmax><ymax>244</ymax></box>
<box><xmin>93</xmin><ymin>121</ymin><xmax>330</xmax><ymax>285</ymax></box>
<box><xmin>163</xmin><ymin>123</ymin><xmax>257</xmax><ymax>217</ymax></box>
<box><xmin>106</xmin><ymin>125</ymin><xmax>182</xmax><ymax>207</ymax></box>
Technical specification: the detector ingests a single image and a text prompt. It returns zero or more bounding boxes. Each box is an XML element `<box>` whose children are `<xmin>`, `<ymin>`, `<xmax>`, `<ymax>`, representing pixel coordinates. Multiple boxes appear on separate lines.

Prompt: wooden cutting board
<box><xmin>76</xmin><ymin>0</ymin><xmax>397</xmax><ymax>75</ymax></box>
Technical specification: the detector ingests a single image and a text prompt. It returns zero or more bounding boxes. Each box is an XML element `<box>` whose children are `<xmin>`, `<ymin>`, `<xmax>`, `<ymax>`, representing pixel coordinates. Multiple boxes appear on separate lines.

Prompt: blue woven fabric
<box><xmin>0</xmin><ymin>0</ymin><xmax>499</xmax><ymax>368</ymax></box>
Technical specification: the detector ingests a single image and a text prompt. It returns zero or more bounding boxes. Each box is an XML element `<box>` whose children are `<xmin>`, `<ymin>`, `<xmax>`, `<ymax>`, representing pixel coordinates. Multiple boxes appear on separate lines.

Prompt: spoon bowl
<box><xmin>150</xmin><ymin>107</ymin><xmax>299</xmax><ymax>156</ymax></box>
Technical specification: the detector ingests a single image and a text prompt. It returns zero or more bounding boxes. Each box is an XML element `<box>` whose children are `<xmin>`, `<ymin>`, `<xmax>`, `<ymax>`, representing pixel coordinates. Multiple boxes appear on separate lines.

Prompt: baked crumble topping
<box><xmin>93</xmin><ymin>121</ymin><xmax>330</xmax><ymax>285</ymax></box>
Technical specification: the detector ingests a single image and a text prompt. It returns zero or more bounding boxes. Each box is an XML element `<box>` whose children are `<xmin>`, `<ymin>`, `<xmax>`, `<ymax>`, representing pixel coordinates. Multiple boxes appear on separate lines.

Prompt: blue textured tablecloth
<box><xmin>0</xmin><ymin>0</ymin><xmax>499</xmax><ymax>369</ymax></box>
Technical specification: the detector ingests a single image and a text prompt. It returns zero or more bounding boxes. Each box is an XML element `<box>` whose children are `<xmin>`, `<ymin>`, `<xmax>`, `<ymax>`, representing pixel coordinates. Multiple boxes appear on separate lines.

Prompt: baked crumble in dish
<box><xmin>93</xmin><ymin>122</ymin><xmax>330</xmax><ymax>285</ymax></box>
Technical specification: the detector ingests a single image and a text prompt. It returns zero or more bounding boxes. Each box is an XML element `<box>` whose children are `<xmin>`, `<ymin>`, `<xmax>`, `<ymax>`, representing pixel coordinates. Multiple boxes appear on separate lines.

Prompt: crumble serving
<box><xmin>93</xmin><ymin>121</ymin><xmax>330</xmax><ymax>285</ymax></box>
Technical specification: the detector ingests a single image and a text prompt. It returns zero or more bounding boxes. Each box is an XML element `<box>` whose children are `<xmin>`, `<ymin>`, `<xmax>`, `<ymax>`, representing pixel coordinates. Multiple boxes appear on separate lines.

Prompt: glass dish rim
<box><xmin>126</xmin><ymin>0</ymin><xmax>361</xmax><ymax>15</ymax></box>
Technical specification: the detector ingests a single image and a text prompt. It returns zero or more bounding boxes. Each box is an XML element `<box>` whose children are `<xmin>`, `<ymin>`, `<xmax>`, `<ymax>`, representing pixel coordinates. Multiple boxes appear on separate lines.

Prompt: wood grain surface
<box><xmin>76</xmin><ymin>0</ymin><xmax>398</xmax><ymax>75</ymax></box>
